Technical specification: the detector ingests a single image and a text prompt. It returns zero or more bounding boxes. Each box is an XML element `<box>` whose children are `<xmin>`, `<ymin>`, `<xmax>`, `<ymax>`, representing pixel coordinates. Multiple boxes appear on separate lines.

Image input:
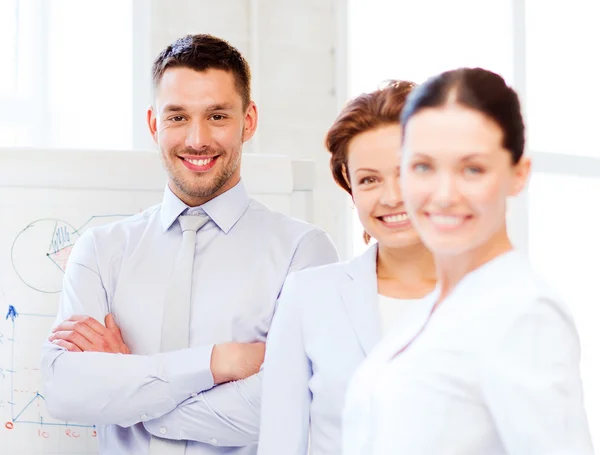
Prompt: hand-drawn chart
<box><xmin>0</xmin><ymin>146</ymin><xmax>168</xmax><ymax>454</ymax></box>
<box><xmin>1</xmin><ymin>303</ymin><xmax>98</xmax><ymax>454</ymax></box>
<box><xmin>11</xmin><ymin>216</ymin><xmax>130</xmax><ymax>294</ymax></box>
<box><xmin>0</xmin><ymin>214</ymin><xmax>134</xmax><ymax>455</ymax></box>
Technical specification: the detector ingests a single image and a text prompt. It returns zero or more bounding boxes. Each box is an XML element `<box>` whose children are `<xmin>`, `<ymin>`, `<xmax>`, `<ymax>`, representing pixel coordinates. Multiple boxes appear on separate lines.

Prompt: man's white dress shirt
<box><xmin>41</xmin><ymin>181</ymin><xmax>339</xmax><ymax>455</ymax></box>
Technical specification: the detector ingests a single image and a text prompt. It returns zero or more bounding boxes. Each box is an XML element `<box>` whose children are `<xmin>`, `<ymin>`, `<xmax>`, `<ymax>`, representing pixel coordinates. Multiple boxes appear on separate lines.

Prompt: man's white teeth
<box><xmin>186</xmin><ymin>157</ymin><xmax>213</xmax><ymax>166</ymax></box>
<box><xmin>382</xmin><ymin>213</ymin><xmax>408</xmax><ymax>223</ymax></box>
<box><xmin>429</xmin><ymin>215</ymin><xmax>463</xmax><ymax>226</ymax></box>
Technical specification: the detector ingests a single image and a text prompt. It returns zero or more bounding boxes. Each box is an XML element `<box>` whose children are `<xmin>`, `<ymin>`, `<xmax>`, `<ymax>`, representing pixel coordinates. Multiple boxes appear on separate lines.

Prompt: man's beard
<box><xmin>165</xmin><ymin>143</ymin><xmax>242</xmax><ymax>199</ymax></box>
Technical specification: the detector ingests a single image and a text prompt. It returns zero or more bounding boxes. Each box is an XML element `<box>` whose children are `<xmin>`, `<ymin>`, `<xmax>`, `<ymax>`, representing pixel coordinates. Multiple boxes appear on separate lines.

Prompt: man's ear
<box><xmin>147</xmin><ymin>105</ymin><xmax>158</xmax><ymax>143</ymax></box>
<box><xmin>242</xmin><ymin>101</ymin><xmax>258</xmax><ymax>143</ymax></box>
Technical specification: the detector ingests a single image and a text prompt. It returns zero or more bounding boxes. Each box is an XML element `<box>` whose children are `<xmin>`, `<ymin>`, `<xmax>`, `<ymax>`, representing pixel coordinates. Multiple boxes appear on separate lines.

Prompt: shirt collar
<box><xmin>160</xmin><ymin>180</ymin><xmax>250</xmax><ymax>233</ymax></box>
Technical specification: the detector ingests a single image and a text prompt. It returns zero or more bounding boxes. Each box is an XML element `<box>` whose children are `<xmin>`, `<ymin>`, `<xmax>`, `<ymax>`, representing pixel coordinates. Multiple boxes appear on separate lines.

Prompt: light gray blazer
<box><xmin>257</xmin><ymin>244</ymin><xmax>381</xmax><ymax>455</ymax></box>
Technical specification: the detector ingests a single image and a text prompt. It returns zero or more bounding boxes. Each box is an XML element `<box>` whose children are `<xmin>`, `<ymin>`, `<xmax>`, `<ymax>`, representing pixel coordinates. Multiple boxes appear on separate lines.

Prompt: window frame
<box><xmin>508</xmin><ymin>0</ymin><xmax>600</xmax><ymax>250</ymax></box>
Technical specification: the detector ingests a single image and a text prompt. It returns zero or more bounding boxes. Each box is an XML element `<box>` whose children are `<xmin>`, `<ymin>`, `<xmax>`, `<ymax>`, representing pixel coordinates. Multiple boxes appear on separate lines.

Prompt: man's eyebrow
<box><xmin>162</xmin><ymin>104</ymin><xmax>186</xmax><ymax>113</ymax></box>
<box><xmin>205</xmin><ymin>103</ymin><xmax>235</xmax><ymax>112</ymax></box>
<box><xmin>160</xmin><ymin>103</ymin><xmax>235</xmax><ymax>114</ymax></box>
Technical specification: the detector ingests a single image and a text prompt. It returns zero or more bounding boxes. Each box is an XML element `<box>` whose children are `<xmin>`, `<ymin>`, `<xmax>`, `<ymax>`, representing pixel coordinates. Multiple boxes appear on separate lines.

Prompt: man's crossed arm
<box><xmin>43</xmin><ymin>314</ymin><xmax>264</xmax><ymax>446</ymax></box>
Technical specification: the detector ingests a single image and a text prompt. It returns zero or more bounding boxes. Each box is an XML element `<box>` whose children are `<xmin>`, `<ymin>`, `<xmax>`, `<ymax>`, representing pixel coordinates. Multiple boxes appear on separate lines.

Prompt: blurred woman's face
<box><xmin>400</xmin><ymin>105</ymin><xmax>530</xmax><ymax>258</ymax></box>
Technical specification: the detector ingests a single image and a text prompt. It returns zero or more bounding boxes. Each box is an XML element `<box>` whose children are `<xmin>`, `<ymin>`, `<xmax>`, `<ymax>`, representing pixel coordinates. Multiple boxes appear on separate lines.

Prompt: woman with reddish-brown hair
<box><xmin>257</xmin><ymin>80</ymin><xmax>438</xmax><ymax>455</ymax></box>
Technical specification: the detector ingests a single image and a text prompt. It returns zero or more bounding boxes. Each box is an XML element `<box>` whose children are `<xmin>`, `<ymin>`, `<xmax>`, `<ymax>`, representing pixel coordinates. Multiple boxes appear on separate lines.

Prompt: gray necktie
<box><xmin>148</xmin><ymin>214</ymin><xmax>209</xmax><ymax>455</ymax></box>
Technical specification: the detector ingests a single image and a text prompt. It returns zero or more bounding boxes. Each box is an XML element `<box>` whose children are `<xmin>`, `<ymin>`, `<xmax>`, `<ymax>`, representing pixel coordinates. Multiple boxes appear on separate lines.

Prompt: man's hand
<box><xmin>211</xmin><ymin>342</ymin><xmax>265</xmax><ymax>385</ymax></box>
<box><xmin>48</xmin><ymin>314</ymin><xmax>130</xmax><ymax>354</ymax></box>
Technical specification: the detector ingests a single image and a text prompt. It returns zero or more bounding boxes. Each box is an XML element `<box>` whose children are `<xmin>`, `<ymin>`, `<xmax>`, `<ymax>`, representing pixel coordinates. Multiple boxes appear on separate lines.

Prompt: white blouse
<box><xmin>342</xmin><ymin>250</ymin><xmax>594</xmax><ymax>455</ymax></box>
<box><xmin>378</xmin><ymin>294</ymin><xmax>424</xmax><ymax>337</ymax></box>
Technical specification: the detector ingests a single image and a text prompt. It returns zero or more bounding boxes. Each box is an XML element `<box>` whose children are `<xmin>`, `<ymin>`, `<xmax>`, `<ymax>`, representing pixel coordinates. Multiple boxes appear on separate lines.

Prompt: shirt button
<box><xmin>159</xmin><ymin>427</ymin><xmax>167</xmax><ymax>435</ymax></box>
<box><xmin>190</xmin><ymin>392</ymin><xmax>198</xmax><ymax>398</ymax></box>
<box><xmin>210</xmin><ymin>438</ymin><xmax>218</xmax><ymax>445</ymax></box>
<box><xmin>140</xmin><ymin>414</ymin><xmax>148</xmax><ymax>420</ymax></box>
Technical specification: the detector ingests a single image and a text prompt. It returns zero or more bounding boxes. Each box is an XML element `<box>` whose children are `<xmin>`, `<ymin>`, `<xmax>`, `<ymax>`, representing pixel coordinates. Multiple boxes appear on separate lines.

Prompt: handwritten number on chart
<box><xmin>65</xmin><ymin>429</ymin><xmax>80</xmax><ymax>438</ymax></box>
<box><xmin>38</xmin><ymin>429</ymin><xmax>50</xmax><ymax>439</ymax></box>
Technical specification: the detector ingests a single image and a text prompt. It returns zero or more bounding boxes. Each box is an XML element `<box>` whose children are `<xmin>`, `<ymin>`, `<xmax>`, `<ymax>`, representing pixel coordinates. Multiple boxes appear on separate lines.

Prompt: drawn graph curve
<box><xmin>10</xmin><ymin>215</ymin><xmax>132</xmax><ymax>294</ymax></box>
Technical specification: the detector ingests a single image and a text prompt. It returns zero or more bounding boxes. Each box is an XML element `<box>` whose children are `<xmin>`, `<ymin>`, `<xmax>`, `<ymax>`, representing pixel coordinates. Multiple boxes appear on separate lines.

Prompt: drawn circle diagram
<box><xmin>11</xmin><ymin>218</ymin><xmax>81</xmax><ymax>294</ymax></box>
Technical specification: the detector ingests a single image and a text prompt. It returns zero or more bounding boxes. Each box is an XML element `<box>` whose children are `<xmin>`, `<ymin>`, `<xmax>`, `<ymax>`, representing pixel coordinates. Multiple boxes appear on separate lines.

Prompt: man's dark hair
<box><xmin>152</xmin><ymin>34</ymin><xmax>252</xmax><ymax>109</ymax></box>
